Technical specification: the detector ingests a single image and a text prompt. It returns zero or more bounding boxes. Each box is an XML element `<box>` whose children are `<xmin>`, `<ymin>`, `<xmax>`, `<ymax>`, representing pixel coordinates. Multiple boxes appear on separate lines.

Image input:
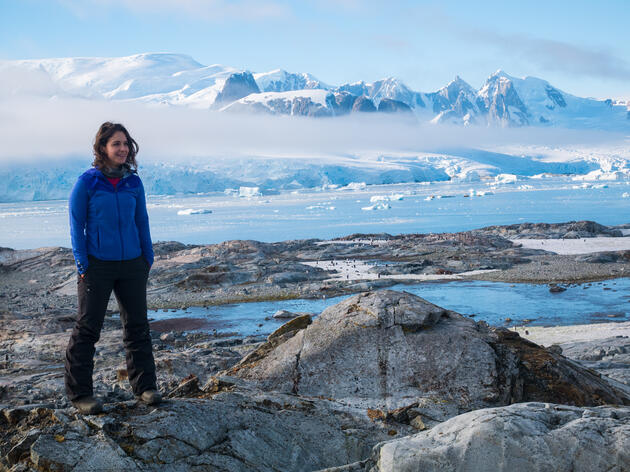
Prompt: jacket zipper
<box><xmin>115</xmin><ymin>184</ymin><xmax>123</xmax><ymax>260</ymax></box>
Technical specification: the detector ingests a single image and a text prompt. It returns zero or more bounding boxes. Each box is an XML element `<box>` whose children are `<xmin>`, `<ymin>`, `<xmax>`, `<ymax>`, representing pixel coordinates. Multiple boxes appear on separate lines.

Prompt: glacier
<box><xmin>0</xmin><ymin>149</ymin><xmax>621</xmax><ymax>203</ymax></box>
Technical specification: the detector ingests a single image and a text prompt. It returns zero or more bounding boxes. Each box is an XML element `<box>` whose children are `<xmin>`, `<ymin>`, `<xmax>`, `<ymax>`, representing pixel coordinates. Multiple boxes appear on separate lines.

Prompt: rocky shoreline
<box><xmin>1</xmin><ymin>220</ymin><xmax>629</xmax><ymax>471</ymax></box>
<box><xmin>2</xmin><ymin>220</ymin><xmax>629</xmax><ymax>315</ymax></box>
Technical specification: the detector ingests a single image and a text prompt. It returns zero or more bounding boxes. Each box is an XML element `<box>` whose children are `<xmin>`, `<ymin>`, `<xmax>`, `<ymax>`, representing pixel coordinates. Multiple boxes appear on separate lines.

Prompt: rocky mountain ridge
<box><xmin>2</xmin><ymin>53</ymin><xmax>628</xmax><ymax>128</ymax></box>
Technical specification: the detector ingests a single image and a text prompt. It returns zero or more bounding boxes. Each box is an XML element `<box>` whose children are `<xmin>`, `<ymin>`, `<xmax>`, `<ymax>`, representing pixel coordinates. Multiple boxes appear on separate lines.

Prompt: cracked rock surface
<box><xmin>2</xmin><ymin>388</ymin><xmax>399</xmax><ymax>471</ymax></box>
<box><xmin>359</xmin><ymin>403</ymin><xmax>630</xmax><ymax>472</ymax></box>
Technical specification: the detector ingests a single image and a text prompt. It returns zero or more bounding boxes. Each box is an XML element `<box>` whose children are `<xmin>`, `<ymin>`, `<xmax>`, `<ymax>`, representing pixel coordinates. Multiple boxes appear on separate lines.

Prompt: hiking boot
<box><xmin>72</xmin><ymin>396</ymin><xmax>103</xmax><ymax>415</ymax></box>
<box><xmin>137</xmin><ymin>389</ymin><xmax>162</xmax><ymax>405</ymax></box>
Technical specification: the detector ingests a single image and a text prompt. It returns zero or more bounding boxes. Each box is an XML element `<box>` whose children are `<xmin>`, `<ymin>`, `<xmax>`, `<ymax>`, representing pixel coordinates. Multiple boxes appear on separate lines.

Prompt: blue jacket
<box><xmin>70</xmin><ymin>167</ymin><xmax>154</xmax><ymax>274</ymax></box>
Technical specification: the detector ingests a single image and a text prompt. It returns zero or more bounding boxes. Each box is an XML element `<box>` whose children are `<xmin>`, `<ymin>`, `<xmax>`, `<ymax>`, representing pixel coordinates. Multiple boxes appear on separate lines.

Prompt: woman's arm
<box><xmin>69</xmin><ymin>178</ymin><xmax>89</xmax><ymax>274</ymax></box>
<box><xmin>135</xmin><ymin>179</ymin><xmax>154</xmax><ymax>267</ymax></box>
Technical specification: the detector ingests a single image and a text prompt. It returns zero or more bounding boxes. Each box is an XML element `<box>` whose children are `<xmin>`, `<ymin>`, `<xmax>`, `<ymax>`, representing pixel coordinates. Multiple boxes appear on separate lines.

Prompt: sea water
<box><xmin>1</xmin><ymin>176</ymin><xmax>629</xmax><ymax>249</ymax></box>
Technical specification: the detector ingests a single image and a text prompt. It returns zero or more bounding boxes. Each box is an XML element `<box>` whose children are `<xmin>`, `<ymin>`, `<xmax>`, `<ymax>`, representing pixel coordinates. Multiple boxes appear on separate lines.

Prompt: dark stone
<box><xmin>328</xmin><ymin>91</ymin><xmax>357</xmax><ymax>115</ymax></box>
<box><xmin>377</xmin><ymin>98</ymin><xmax>412</xmax><ymax>113</ymax></box>
<box><xmin>545</xmin><ymin>85</ymin><xmax>567</xmax><ymax>108</ymax></box>
<box><xmin>215</xmin><ymin>71</ymin><xmax>260</xmax><ymax>104</ymax></box>
<box><xmin>352</xmin><ymin>96</ymin><xmax>377</xmax><ymax>112</ymax></box>
<box><xmin>549</xmin><ymin>284</ymin><xmax>567</xmax><ymax>293</ymax></box>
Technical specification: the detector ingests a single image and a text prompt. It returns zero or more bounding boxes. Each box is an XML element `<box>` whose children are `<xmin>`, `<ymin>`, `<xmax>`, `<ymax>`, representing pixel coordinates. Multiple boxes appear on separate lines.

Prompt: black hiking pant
<box><xmin>65</xmin><ymin>256</ymin><xmax>156</xmax><ymax>401</ymax></box>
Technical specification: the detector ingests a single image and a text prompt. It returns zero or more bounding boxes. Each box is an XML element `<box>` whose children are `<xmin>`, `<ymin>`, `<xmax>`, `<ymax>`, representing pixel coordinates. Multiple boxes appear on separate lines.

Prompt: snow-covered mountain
<box><xmin>1</xmin><ymin>53</ymin><xmax>628</xmax><ymax>129</ymax></box>
<box><xmin>253</xmin><ymin>69</ymin><xmax>329</xmax><ymax>92</ymax></box>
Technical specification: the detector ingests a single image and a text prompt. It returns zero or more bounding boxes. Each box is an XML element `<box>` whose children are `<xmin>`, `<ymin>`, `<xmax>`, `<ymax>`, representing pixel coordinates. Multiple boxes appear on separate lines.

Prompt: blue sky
<box><xmin>1</xmin><ymin>0</ymin><xmax>629</xmax><ymax>99</ymax></box>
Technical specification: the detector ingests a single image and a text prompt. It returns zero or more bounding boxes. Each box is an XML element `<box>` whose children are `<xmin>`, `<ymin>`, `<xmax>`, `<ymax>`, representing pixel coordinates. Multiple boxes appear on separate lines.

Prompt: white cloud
<box><xmin>465</xmin><ymin>29</ymin><xmax>630</xmax><ymax>82</ymax></box>
<box><xmin>58</xmin><ymin>0</ymin><xmax>292</xmax><ymax>22</ymax></box>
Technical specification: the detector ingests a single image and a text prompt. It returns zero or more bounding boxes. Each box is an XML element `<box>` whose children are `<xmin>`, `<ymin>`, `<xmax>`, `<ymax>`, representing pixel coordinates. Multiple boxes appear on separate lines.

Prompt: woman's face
<box><xmin>103</xmin><ymin>131</ymin><xmax>129</xmax><ymax>167</ymax></box>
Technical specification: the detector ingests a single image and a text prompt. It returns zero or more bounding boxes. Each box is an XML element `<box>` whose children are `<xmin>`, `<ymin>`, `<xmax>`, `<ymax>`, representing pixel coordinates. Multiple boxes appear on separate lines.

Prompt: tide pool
<box><xmin>147</xmin><ymin>278</ymin><xmax>630</xmax><ymax>337</ymax></box>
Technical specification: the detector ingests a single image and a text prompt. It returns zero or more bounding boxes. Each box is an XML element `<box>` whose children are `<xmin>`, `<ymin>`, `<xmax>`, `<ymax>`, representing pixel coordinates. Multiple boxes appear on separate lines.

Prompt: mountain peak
<box><xmin>488</xmin><ymin>69</ymin><xmax>514</xmax><ymax>81</ymax></box>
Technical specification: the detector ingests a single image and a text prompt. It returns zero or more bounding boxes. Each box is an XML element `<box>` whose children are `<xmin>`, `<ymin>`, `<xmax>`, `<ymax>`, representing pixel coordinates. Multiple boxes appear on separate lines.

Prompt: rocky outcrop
<box><xmin>481</xmin><ymin>220</ymin><xmax>624</xmax><ymax>239</ymax></box>
<box><xmin>215</xmin><ymin>72</ymin><xmax>260</xmax><ymax>105</ymax></box>
<box><xmin>352</xmin><ymin>96</ymin><xmax>377</xmax><ymax>113</ymax></box>
<box><xmin>477</xmin><ymin>72</ymin><xmax>529</xmax><ymax>126</ymax></box>
<box><xmin>427</xmin><ymin>76</ymin><xmax>478</xmax><ymax>123</ymax></box>
<box><xmin>545</xmin><ymin>85</ymin><xmax>566</xmax><ymax>108</ymax></box>
<box><xmin>559</xmin><ymin>335</ymin><xmax>630</xmax><ymax>387</ymax></box>
<box><xmin>377</xmin><ymin>98</ymin><xmax>412</xmax><ymax>114</ymax></box>
<box><xmin>336</xmin><ymin>78</ymin><xmax>426</xmax><ymax>110</ymax></box>
<box><xmin>3</xmin><ymin>222</ymin><xmax>628</xmax><ymax>319</ymax></box>
<box><xmin>360</xmin><ymin>403</ymin><xmax>630</xmax><ymax>472</ymax></box>
<box><xmin>329</xmin><ymin>91</ymin><xmax>357</xmax><ymax>115</ymax></box>
<box><xmin>1</xmin><ymin>389</ymin><xmax>399</xmax><ymax>471</ymax></box>
<box><xmin>2</xmin><ymin>288</ymin><xmax>630</xmax><ymax>471</ymax></box>
<box><xmin>224</xmin><ymin>291</ymin><xmax>630</xmax><ymax>414</ymax></box>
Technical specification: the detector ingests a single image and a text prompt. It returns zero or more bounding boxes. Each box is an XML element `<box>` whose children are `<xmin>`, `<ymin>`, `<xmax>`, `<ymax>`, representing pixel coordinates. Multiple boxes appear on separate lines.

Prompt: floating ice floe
<box><xmin>306</xmin><ymin>205</ymin><xmax>336</xmax><ymax>210</ymax></box>
<box><xmin>623</xmin><ymin>192</ymin><xmax>629</xmax><ymax>198</ymax></box>
<box><xmin>340</xmin><ymin>182</ymin><xmax>367</xmax><ymax>191</ymax></box>
<box><xmin>575</xmin><ymin>183</ymin><xmax>609</xmax><ymax>189</ymax></box>
<box><xmin>177</xmin><ymin>208</ymin><xmax>213</xmax><ymax>216</ymax></box>
<box><xmin>572</xmin><ymin>169</ymin><xmax>629</xmax><ymax>181</ymax></box>
<box><xmin>369</xmin><ymin>194</ymin><xmax>404</xmax><ymax>203</ymax></box>
<box><xmin>238</xmin><ymin>186</ymin><xmax>261</xmax><ymax>198</ymax></box>
<box><xmin>518</xmin><ymin>185</ymin><xmax>534</xmax><ymax>190</ymax></box>
<box><xmin>425</xmin><ymin>194</ymin><xmax>456</xmax><ymax>200</ymax></box>
<box><xmin>494</xmin><ymin>173</ymin><xmax>518</xmax><ymax>184</ymax></box>
<box><xmin>361</xmin><ymin>202</ymin><xmax>391</xmax><ymax>211</ymax></box>
<box><xmin>476</xmin><ymin>190</ymin><xmax>494</xmax><ymax>196</ymax></box>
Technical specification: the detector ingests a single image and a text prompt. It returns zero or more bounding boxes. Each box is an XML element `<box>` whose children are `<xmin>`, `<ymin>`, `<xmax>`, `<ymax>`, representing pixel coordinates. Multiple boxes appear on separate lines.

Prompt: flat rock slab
<box><xmin>361</xmin><ymin>403</ymin><xmax>630</xmax><ymax>472</ymax></box>
<box><xmin>2</xmin><ymin>391</ymin><xmax>400</xmax><ymax>472</ymax></box>
<box><xmin>225</xmin><ymin>290</ymin><xmax>630</xmax><ymax>414</ymax></box>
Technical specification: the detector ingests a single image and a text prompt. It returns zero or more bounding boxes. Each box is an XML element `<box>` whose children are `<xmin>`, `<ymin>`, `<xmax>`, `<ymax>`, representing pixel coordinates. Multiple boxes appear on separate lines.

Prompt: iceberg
<box><xmin>177</xmin><ymin>208</ymin><xmax>213</xmax><ymax>215</ymax></box>
<box><xmin>361</xmin><ymin>202</ymin><xmax>391</xmax><ymax>211</ymax></box>
<box><xmin>238</xmin><ymin>186</ymin><xmax>262</xmax><ymax>198</ymax></box>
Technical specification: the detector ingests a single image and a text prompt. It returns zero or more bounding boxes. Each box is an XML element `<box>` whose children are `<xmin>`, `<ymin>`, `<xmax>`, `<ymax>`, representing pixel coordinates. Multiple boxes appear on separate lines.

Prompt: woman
<box><xmin>65</xmin><ymin>122</ymin><xmax>161</xmax><ymax>414</ymax></box>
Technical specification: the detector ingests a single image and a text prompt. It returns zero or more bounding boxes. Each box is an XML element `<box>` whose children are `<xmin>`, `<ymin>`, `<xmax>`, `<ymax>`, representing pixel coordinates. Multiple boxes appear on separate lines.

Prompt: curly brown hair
<box><xmin>92</xmin><ymin>122</ymin><xmax>139</xmax><ymax>170</ymax></box>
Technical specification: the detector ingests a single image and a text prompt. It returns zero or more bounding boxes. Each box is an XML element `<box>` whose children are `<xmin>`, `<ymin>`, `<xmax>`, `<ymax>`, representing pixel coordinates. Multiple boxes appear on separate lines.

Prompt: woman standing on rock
<box><xmin>65</xmin><ymin>122</ymin><xmax>161</xmax><ymax>414</ymax></box>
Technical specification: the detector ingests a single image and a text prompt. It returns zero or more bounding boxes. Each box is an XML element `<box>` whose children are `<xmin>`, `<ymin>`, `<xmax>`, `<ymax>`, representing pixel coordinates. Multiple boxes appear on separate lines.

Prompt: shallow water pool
<box><xmin>147</xmin><ymin>278</ymin><xmax>630</xmax><ymax>336</ymax></box>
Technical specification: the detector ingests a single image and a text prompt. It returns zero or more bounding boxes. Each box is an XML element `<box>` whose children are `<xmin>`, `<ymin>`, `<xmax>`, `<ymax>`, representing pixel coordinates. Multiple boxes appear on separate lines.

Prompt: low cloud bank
<box><xmin>0</xmin><ymin>94</ymin><xmax>626</xmax><ymax>164</ymax></box>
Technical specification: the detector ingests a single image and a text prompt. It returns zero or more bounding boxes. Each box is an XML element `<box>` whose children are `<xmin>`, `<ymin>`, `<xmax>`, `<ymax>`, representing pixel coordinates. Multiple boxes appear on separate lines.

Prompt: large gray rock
<box><xmin>361</xmin><ymin>403</ymin><xmax>630</xmax><ymax>472</ymax></box>
<box><xmin>559</xmin><ymin>335</ymin><xmax>630</xmax><ymax>387</ymax></box>
<box><xmin>225</xmin><ymin>291</ymin><xmax>630</xmax><ymax>415</ymax></box>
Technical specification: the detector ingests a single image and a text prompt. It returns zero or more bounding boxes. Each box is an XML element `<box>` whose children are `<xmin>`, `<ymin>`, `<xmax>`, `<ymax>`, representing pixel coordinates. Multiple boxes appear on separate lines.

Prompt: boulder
<box><xmin>224</xmin><ymin>291</ymin><xmax>630</xmax><ymax>414</ymax></box>
<box><xmin>361</xmin><ymin>403</ymin><xmax>630</xmax><ymax>472</ymax></box>
<box><xmin>272</xmin><ymin>309</ymin><xmax>300</xmax><ymax>319</ymax></box>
